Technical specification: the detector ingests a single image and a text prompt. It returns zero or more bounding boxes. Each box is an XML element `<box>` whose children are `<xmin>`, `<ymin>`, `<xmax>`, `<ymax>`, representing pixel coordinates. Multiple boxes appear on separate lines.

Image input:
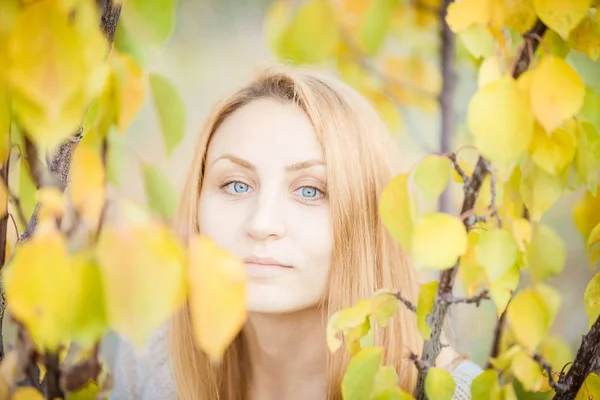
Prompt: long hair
<box><xmin>168</xmin><ymin>64</ymin><xmax>424</xmax><ymax>399</ymax></box>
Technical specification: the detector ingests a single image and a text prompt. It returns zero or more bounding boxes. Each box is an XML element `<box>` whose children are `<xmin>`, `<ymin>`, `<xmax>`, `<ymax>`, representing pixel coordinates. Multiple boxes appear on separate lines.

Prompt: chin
<box><xmin>247</xmin><ymin>290</ymin><xmax>323</xmax><ymax>314</ymax></box>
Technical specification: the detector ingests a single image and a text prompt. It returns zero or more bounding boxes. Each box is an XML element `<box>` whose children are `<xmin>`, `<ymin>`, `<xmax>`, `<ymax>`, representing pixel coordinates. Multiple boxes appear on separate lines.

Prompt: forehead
<box><xmin>205</xmin><ymin>98</ymin><xmax>324</xmax><ymax>164</ymax></box>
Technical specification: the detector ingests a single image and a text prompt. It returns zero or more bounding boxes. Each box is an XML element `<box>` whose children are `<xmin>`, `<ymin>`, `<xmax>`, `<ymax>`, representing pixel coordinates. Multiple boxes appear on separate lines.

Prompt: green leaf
<box><xmin>417</xmin><ymin>281</ymin><xmax>438</xmax><ymax>340</ymax></box>
<box><xmin>341</xmin><ymin>347</ymin><xmax>383</xmax><ymax>400</ymax></box>
<box><xmin>575</xmin><ymin>373</ymin><xmax>600</xmax><ymax>400</ymax></box>
<box><xmin>380</xmin><ymin>173</ymin><xmax>416</xmax><ymax>252</ymax></box>
<box><xmin>425</xmin><ymin>368</ymin><xmax>456</xmax><ymax>400</ymax></box>
<box><xmin>276</xmin><ymin>0</ymin><xmax>340</xmax><ymax>65</ymax></box>
<box><xmin>359</xmin><ymin>0</ymin><xmax>396</xmax><ymax>55</ymax></box>
<box><xmin>372</xmin><ymin>290</ymin><xmax>400</xmax><ymax>328</ymax></box>
<box><xmin>19</xmin><ymin>157</ymin><xmax>37</xmax><ymax>231</ymax></box>
<box><xmin>575</xmin><ymin>121</ymin><xmax>600</xmax><ymax>196</ymax></box>
<box><xmin>413</xmin><ymin>155</ymin><xmax>451</xmax><ymax>202</ymax></box>
<box><xmin>107</xmin><ymin>128</ymin><xmax>126</xmax><ymax>188</ymax></box>
<box><xmin>471</xmin><ymin>369</ymin><xmax>501</xmax><ymax>400</ymax></box>
<box><xmin>475</xmin><ymin>228</ymin><xmax>518</xmax><ymax>281</ymax></box>
<box><xmin>120</xmin><ymin>0</ymin><xmax>177</xmax><ymax>48</ymax></box>
<box><xmin>142</xmin><ymin>163</ymin><xmax>177</xmax><ymax>219</ymax></box>
<box><xmin>528</xmin><ymin>223</ymin><xmax>566</xmax><ymax>281</ymax></box>
<box><xmin>580</xmin><ymin>87</ymin><xmax>600</xmax><ymax>131</ymax></box>
<box><xmin>511</xmin><ymin>350</ymin><xmax>543</xmax><ymax>392</ymax></box>
<box><xmin>149</xmin><ymin>73</ymin><xmax>186</xmax><ymax>156</ymax></box>
<box><xmin>373</xmin><ymin>365</ymin><xmax>399</xmax><ymax>397</ymax></box>
<box><xmin>374</xmin><ymin>388</ymin><xmax>414</xmax><ymax>400</ymax></box>
<box><xmin>583</xmin><ymin>272</ymin><xmax>600</xmax><ymax>329</ymax></box>
<box><xmin>411</xmin><ymin>213</ymin><xmax>468</xmax><ymax>270</ymax></box>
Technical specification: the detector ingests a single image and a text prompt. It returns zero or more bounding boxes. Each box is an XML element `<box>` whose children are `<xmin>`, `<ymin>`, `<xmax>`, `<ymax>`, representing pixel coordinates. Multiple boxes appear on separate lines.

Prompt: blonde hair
<box><xmin>168</xmin><ymin>64</ymin><xmax>424</xmax><ymax>400</ymax></box>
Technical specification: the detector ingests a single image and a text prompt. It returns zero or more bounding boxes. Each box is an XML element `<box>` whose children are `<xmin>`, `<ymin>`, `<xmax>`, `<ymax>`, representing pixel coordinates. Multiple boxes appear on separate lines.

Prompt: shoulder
<box><xmin>450</xmin><ymin>359</ymin><xmax>483</xmax><ymax>399</ymax></box>
<box><xmin>107</xmin><ymin>324</ymin><xmax>178</xmax><ymax>400</ymax></box>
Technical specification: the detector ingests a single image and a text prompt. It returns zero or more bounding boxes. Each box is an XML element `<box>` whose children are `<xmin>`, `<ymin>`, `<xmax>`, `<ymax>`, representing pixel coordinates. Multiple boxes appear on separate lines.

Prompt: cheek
<box><xmin>290</xmin><ymin>206</ymin><xmax>333</xmax><ymax>271</ymax></box>
<box><xmin>197</xmin><ymin>193</ymin><xmax>245</xmax><ymax>250</ymax></box>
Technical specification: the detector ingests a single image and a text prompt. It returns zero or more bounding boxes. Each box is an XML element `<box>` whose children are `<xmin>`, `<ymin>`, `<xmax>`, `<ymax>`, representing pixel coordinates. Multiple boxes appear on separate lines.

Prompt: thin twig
<box><xmin>440</xmin><ymin>290</ymin><xmax>490</xmax><ymax>307</ymax></box>
<box><xmin>409</xmin><ymin>352</ymin><xmax>431</xmax><ymax>374</ymax></box>
<box><xmin>488</xmin><ymin>164</ymin><xmax>501</xmax><ymax>228</ymax></box>
<box><xmin>533</xmin><ymin>353</ymin><xmax>567</xmax><ymax>393</ymax></box>
<box><xmin>8</xmin><ymin>190</ymin><xmax>28</xmax><ymax>230</ymax></box>
<box><xmin>448</xmin><ymin>153</ymin><xmax>470</xmax><ymax>185</ymax></box>
<box><xmin>395</xmin><ymin>291</ymin><xmax>417</xmax><ymax>313</ymax></box>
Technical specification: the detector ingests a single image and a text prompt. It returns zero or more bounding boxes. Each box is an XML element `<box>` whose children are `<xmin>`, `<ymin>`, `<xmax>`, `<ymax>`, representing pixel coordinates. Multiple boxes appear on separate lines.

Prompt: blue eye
<box><xmin>295</xmin><ymin>186</ymin><xmax>322</xmax><ymax>201</ymax></box>
<box><xmin>224</xmin><ymin>181</ymin><xmax>250</xmax><ymax>194</ymax></box>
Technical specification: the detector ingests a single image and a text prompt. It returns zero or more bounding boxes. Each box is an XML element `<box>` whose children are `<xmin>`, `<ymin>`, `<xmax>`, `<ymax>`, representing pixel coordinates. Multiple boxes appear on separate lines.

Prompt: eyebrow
<box><xmin>212</xmin><ymin>154</ymin><xmax>325</xmax><ymax>172</ymax></box>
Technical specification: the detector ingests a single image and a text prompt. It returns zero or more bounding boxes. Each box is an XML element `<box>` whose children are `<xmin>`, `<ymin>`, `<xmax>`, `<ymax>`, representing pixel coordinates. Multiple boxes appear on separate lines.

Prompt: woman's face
<box><xmin>198</xmin><ymin>98</ymin><xmax>333</xmax><ymax>314</ymax></box>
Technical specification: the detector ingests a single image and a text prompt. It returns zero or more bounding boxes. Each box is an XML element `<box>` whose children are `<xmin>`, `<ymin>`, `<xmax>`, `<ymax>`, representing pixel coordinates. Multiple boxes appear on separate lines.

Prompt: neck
<box><xmin>243</xmin><ymin>306</ymin><xmax>328</xmax><ymax>400</ymax></box>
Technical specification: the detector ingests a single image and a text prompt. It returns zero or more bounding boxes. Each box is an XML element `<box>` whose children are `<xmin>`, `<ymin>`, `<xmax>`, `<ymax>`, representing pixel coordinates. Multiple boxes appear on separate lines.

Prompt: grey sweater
<box><xmin>108</xmin><ymin>325</ymin><xmax>483</xmax><ymax>400</ymax></box>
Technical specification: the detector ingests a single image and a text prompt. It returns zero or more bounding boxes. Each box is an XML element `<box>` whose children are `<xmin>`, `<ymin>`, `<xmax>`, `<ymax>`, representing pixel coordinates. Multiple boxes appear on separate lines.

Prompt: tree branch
<box><xmin>395</xmin><ymin>291</ymin><xmax>417</xmax><ymax>313</ymax></box>
<box><xmin>414</xmin><ymin>21</ymin><xmax>549</xmax><ymax>398</ymax></box>
<box><xmin>440</xmin><ymin>289</ymin><xmax>490</xmax><ymax>307</ymax></box>
<box><xmin>552</xmin><ymin>315</ymin><xmax>600</xmax><ymax>399</ymax></box>
<box><xmin>437</xmin><ymin>0</ymin><xmax>456</xmax><ymax>214</ymax></box>
<box><xmin>533</xmin><ymin>353</ymin><xmax>568</xmax><ymax>394</ymax></box>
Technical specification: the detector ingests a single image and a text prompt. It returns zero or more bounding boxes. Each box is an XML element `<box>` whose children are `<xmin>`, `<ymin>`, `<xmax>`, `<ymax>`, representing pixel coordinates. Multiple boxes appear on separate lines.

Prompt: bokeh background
<box><xmin>102</xmin><ymin>0</ymin><xmax>595</xmax><ymax>375</ymax></box>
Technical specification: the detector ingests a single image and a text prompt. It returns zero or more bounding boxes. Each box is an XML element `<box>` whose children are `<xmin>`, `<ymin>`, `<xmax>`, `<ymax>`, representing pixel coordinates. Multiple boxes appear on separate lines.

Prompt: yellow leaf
<box><xmin>37</xmin><ymin>187</ymin><xmax>65</xmax><ymax>221</ymax></box>
<box><xmin>342</xmin><ymin>347</ymin><xmax>383</xmax><ymax>400</ymax></box>
<box><xmin>528</xmin><ymin>223</ymin><xmax>566</xmax><ymax>281</ymax></box>
<box><xmin>417</xmin><ymin>281</ymin><xmax>438</xmax><ymax>340</ymax></box>
<box><xmin>544</xmin><ymin>29</ymin><xmax>572</xmax><ymax>58</ymax></box>
<box><xmin>188</xmin><ymin>235</ymin><xmax>247</xmax><ymax>360</ymax></box>
<box><xmin>110</xmin><ymin>51</ymin><xmax>146</xmax><ymax>133</ymax></box>
<box><xmin>575</xmin><ymin>373</ymin><xmax>600</xmax><ymax>400</ymax></box>
<box><xmin>368</xmin><ymin>91</ymin><xmax>404</xmax><ymax>133</ymax></box>
<box><xmin>13</xmin><ymin>387</ymin><xmax>45</xmax><ymax>400</ymax></box>
<box><xmin>505</xmin><ymin>0</ymin><xmax>537</xmax><ymax>34</ymax></box>
<box><xmin>533</xmin><ymin>0</ymin><xmax>592</xmax><ymax>38</ymax></box>
<box><xmin>489</xmin><ymin>264</ymin><xmax>520</xmax><ymax>316</ymax></box>
<box><xmin>383</xmin><ymin>57</ymin><xmax>442</xmax><ymax>97</ymax></box>
<box><xmin>574</xmin><ymin>190</ymin><xmax>600</xmax><ymax>242</ymax></box>
<box><xmin>70</xmin><ymin>253</ymin><xmax>108</xmax><ymax>349</ymax></box>
<box><xmin>373</xmin><ymin>365</ymin><xmax>399</xmax><ymax>397</ymax></box>
<box><xmin>7</xmin><ymin>1</ymin><xmax>108</xmax><ymax>148</ymax></box>
<box><xmin>478</xmin><ymin>56</ymin><xmax>503</xmax><ymax>88</ymax></box>
<box><xmin>413</xmin><ymin>155</ymin><xmax>451</xmax><ymax>201</ymax></box>
<box><xmin>511</xmin><ymin>218</ymin><xmax>532</xmax><ymax>251</ymax></box>
<box><xmin>96</xmin><ymin>201</ymin><xmax>187</xmax><ymax>348</ymax></box>
<box><xmin>519</xmin><ymin>161</ymin><xmax>564</xmax><ymax>221</ymax></box>
<box><xmin>0</xmin><ymin>80</ymin><xmax>10</xmax><ymax>164</ymax></box>
<box><xmin>372</xmin><ymin>291</ymin><xmax>400</xmax><ymax>328</ymax></box>
<box><xmin>584</xmin><ymin>272</ymin><xmax>600</xmax><ymax>328</ymax></box>
<box><xmin>3</xmin><ymin>224</ymin><xmax>73</xmax><ymax>351</ymax></box>
<box><xmin>470</xmin><ymin>369</ymin><xmax>502</xmax><ymax>399</ymax></box>
<box><xmin>476</xmin><ymin>228</ymin><xmax>519</xmax><ymax>281</ymax></box>
<box><xmin>530</xmin><ymin>56</ymin><xmax>586</xmax><ymax>132</ymax></box>
<box><xmin>511</xmin><ymin>350</ymin><xmax>544</xmax><ymax>391</ymax></box>
<box><xmin>458</xmin><ymin>24</ymin><xmax>496</xmax><ymax>59</ymax></box>
<box><xmin>264</xmin><ymin>0</ymin><xmax>293</xmax><ymax>59</ymax></box>
<box><xmin>411</xmin><ymin>213</ymin><xmax>468</xmax><ymax>270</ymax></box>
<box><xmin>445</xmin><ymin>0</ymin><xmax>490</xmax><ymax>33</ymax></box>
<box><xmin>529</xmin><ymin>122</ymin><xmax>577</xmax><ymax>175</ymax></box>
<box><xmin>575</xmin><ymin>121</ymin><xmax>600</xmax><ymax>196</ymax></box>
<box><xmin>506</xmin><ymin>285</ymin><xmax>561</xmax><ymax>350</ymax></box>
<box><xmin>380</xmin><ymin>173</ymin><xmax>417</xmax><ymax>252</ymax></box>
<box><xmin>275</xmin><ymin>0</ymin><xmax>340</xmax><ymax>65</ymax></box>
<box><xmin>425</xmin><ymin>367</ymin><xmax>456</xmax><ymax>400</ymax></box>
<box><xmin>69</xmin><ymin>145</ymin><xmax>105</xmax><ymax>229</ymax></box>
<box><xmin>459</xmin><ymin>231</ymin><xmax>488</xmax><ymax>296</ymax></box>
<box><xmin>468</xmin><ymin>76</ymin><xmax>534</xmax><ymax>177</ymax></box>
<box><xmin>568</xmin><ymin>12</ymin><xmax>600</xmax><ymax>60</ymax></box>
<box><xmin>539</xmin><ymin>335</ymin><xmax>573</xmax><ymax>372</ymax></box>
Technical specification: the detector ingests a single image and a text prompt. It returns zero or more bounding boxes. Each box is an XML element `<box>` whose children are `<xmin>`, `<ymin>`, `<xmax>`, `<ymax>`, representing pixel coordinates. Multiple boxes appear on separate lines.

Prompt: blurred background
<box><xmin>103</xmin><ymin>0</ymin><xmax>595</xmax><ymax>377</ymax></box>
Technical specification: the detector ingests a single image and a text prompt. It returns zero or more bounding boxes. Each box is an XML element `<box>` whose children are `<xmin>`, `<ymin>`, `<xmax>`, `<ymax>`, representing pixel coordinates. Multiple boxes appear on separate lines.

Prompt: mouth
<box><xmin>244</xmin><ymin>256</ymin><xmax>292</xmax><ymax>269</ymax></box>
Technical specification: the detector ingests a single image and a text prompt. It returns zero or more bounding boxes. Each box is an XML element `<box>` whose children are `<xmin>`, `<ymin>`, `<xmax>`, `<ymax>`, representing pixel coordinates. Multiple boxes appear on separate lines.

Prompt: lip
<box><xmin>244</xmin><ymin>256</ymin><xmax>292</xmax><ymax>268</ymax></box>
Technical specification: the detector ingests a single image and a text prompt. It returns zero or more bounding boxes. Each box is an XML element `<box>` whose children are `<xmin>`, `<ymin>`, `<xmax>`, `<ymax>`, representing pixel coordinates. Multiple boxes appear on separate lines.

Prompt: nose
<box><xmin>245</xmin><ymin>190</ymin><xmax>286</xmax><ymax>241</ymax></box>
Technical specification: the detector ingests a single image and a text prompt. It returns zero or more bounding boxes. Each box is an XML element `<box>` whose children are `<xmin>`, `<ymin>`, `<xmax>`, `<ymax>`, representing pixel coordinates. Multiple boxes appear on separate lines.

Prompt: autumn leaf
<box><xmin>574</xmin><ymin>121</ymin><xmax>600</xmax><ymax>196</ymax></box>
<box><xmin>327</xmin><ymin>299</ymin><xmax>373</xmax><ymax>352</ymax></box>
<box><xmin>110</xmin><ymin>51</ymin><xmax>146</xmax><ymax>133</ymax></box>
<box><xmin>417</xmin><ymin>281</ymin><xmax>438</xmax><ymax>340</ymax></box>
<box><xmin>533</xmin><ymin>0</ymin><xmax>592</xmax><ymax>38</ymax></box>
<box><xmin>528</xmin><ymin>122</ymin><xmax>577</xmax><ymax>176</ymax></box>
<box><xmin>511</xmin><ymin>350</ymin><xmax>544</xmax><ymax>391</ymax></box>
<box><xmin>413</xmin><ymin>154</ymin><xmax>451</xmax><ymax>202</ymax></box>
<box><xmin>96</xmin><ymin>201</ymin><xmax>187</xmax><ymax>348</ymax></box>
<box><xmin>468</xmin><ymin>76</ymin><xmax>534</xmax><ymax>177</ymax></box>
<box><xmin>528</xmin><ymin>223</ymin><xmax>566</xmax><ymax>281</ymax></box>
<box><xmin>489</xmin><ymin>264</ymin><xmax>520</xmax><ymax>316</ymax></box>
<box><xmin>149</xmin><ymin>73</ymin><xmax>186</xmax><ymax>156</ymax></box>
<box><xmin>568</xmin><ymin>13</ymin><xmax>600</xmax><ymax>60</ymax></box>
<box><xmin>425</xmin><ymin>368</ymin><xmax>456</xmax><ymax>400</ymax></box>
<box><xmin>342</xmin><ymin>347</ymin><xmax>383</xmax><ymax>400</ymax></box>
<box><xmin>380</xmin><ymin>173</ymin><xmax>417</xmax><ymax>252</ymax></box>
<box><xmin>3</xmin><ymin>223</ymin><xmax>74</xmax><ymax>351</ymax></box>
<box><xmin>411</xmin><ymin>213</ymin><xmax>468</xmax><ymax>270</ymax></box>
<box><xmin>519</xmin><ymin>161</ymin><xmax>564</xmax><ymax>221</ymax></box>
<box><xmin>505</xmin><ymin>0</ymin><xmax>537</xmax><ymax>34</ymax></box>
<box><xmin>506</xmin><ymin>284</ymin><xmax>561</xmax><ymax>350</ymax></box>
<box><xmin>470</xmin><ymin>369</ymin><xmax>501</xmax><ymax>399</ymax></box>
<box><xmin>69</xmin><ymin>144</ymin><xmax>106</xmax><ymax>229</ymax></box>
<box><xmin>188</xmin><ymin>235</ymin><xmax>247</xmax><ymax>360</ymax></box>
<box><xmin>475</xmin><ymin>228</ymin><xmax>518</xmax><ymax>281</ymax></box>
<box><xmin>530</xmin><ymin>56</ymin><xmax>585</xmax><ymax>133</ymax></box>
<box><xmin>583</xmin><ymin>272</ymin><xmax>600</xmax><ymax>329</ymax></box>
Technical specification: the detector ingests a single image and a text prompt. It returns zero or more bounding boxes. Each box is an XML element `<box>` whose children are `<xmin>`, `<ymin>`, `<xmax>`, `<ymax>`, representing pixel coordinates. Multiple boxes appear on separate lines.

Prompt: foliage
<box><xmin>262</xmin><ymin>0</ymin><xmax>600</xmax><ymax>399</ymax></box>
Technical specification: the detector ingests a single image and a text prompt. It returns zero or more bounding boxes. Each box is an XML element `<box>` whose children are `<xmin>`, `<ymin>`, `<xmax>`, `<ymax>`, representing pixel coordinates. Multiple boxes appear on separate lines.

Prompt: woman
<box><xmin>109</xmin><ymin>65</ymin><xmax>482</xmax><ymax>399</ymax></box>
